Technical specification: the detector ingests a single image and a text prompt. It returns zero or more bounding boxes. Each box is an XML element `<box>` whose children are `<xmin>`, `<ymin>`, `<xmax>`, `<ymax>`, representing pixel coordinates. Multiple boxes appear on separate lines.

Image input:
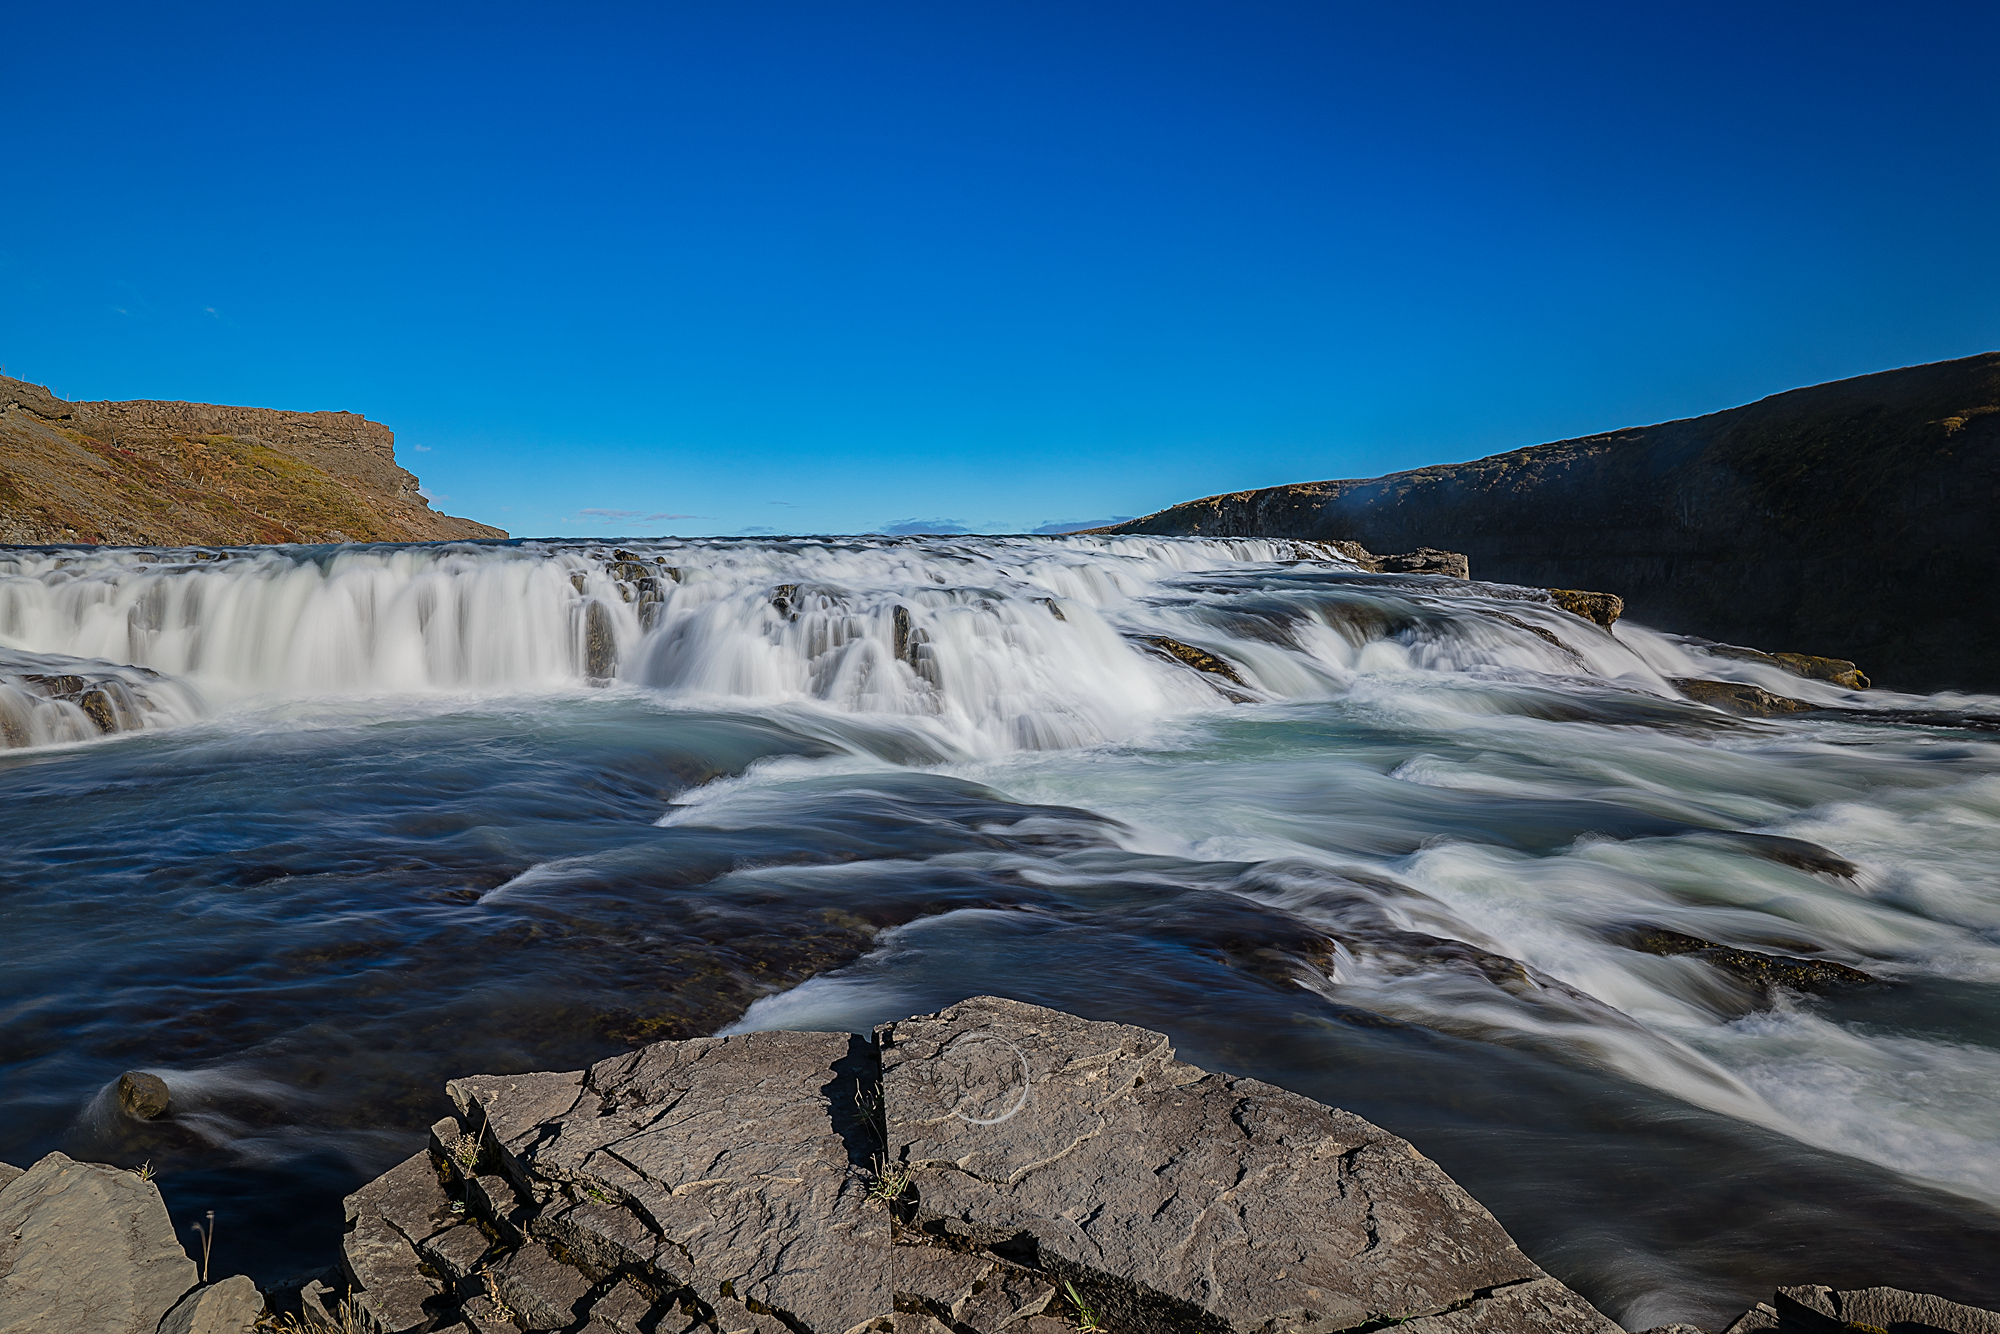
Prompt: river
<box><xmin>2</xmin><ymin>535</ymin><xmax>1997</xmax><ymax>1327</ymax></box>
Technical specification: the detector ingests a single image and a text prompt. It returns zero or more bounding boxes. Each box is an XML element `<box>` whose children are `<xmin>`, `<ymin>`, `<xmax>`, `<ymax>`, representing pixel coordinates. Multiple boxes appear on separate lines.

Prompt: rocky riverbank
<box><xmin>1102</xmin><ymin>352</ymin><xmax>2000</xmax><ymax>694</ymax></box>
<box><xmin>0</xmin><ymin>375</ymin><xmax>504</xmax><ymax>546</ymax></box>
<box><xmin>10</xmin><ymin>999</ymin><xmax>1999</xmax><ymax>1334</ymax></box>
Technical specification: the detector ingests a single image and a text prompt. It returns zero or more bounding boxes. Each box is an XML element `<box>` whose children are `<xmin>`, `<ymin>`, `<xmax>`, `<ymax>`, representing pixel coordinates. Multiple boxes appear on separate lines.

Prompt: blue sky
<box><xmin>4</xmin><ymin>1</ymin><xmax>1995</xmax><ymax>539</ymax></box>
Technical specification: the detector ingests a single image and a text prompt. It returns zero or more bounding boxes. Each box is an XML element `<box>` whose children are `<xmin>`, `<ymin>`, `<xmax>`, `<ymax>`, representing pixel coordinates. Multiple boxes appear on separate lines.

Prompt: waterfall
<box><xmin>0</xmin><ymin>535</ymin><xmax>1872</xmax><ymax>752</ymax></box>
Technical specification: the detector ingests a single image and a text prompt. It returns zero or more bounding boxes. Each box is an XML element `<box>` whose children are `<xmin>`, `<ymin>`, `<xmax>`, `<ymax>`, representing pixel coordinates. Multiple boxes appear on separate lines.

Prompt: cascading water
<box><xmin>2</xmin><ymin>535</ymin><xmax>1997</xmax><ymax>1327</ymax></box>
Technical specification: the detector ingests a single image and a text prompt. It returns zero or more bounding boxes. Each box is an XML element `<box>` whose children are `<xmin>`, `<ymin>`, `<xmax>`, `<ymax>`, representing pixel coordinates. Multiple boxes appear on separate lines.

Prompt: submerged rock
<box><xmin>1771</xmin><ymin>653</ymin><xmax>1870</xmax><ymax>690</ymax></box>
<box><xmin>1138</xmin><ymin>635</ymin><xmax>1252</xmax><ymax>697</ymax></box>
<box><xmin>1</xmin><ymin>659</ymin><xmax>164</xmax><ymax>748</ymax></box>
<box><xmin>1703</xmin><ymin>644</ymin><xmax>1870</xmax><ymax>690</ymax></box>
<box><xmin>1547</xmin><ymin>589</ymin><xmax>1624</xmax><ymax>627</ymax></box>
<box><xmin>1615</xmin><ymin>926</ymin><xmax>1880</xmax><ymax>995</ymax></box>
<box><xmin>328</xmin><ymin>998</ymin><xmax>1619</xmax><ymax>1334</ymax></box>
<box><xmin>1669</xmin><ymin>678</ymin><xmax>1817</xmax><ymax>717</ymax></box>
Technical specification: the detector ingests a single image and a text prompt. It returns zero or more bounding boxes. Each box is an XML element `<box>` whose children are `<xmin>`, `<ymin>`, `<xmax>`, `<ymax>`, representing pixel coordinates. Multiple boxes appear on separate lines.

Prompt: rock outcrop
<box><xmin>1724</xmin><ymin>1283</ymin><xmax>2000</xmax><ymax>1334</ymax></box>
<box><xmin>1103</xmin><ymin>353</ymin><xmax>2000</xmax><ymax>693</ymax></box>
<box><xmin>314</xmin><ymin>997</ymin><xmax>1619</xmax><ymax>1334</ymax></box>
<box><xmin>0</xmin><ymin>374</ymin><xmax>505</xmax><ymax>546</ymax></box>
<box><xmin>0</xmin><ymin>1151</ymin><xmax>263</xmax><ymax>1334</ymax></box>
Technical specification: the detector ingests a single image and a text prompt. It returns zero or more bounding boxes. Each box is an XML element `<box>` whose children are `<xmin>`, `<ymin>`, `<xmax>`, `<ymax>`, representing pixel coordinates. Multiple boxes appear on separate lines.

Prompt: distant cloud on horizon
<box><xmin>1032</xmin><ymin>517</ymin><xmax>1132</xmax><ymax>534</ymax></box>
<box><xmin>876</xmin><ymin>517</ymin><xmax>971</xmax><ymax>536</ymax></box>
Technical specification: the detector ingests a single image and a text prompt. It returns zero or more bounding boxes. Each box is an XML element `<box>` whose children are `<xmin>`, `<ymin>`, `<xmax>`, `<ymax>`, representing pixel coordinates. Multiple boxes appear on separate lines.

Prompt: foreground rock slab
<box><xmin>332</xmin><ymin>997</ymin><xmax>1619</xmax><ymax>1334</ymax></box>
<box><xmin>881</xmin><ymin>997</ymin><xmax>1601</xmax><ymax>1334</ymax></box>
<box><xmin>0</xmin><ymin>1151</ymin><xmax>261</xmax><ymax>1334</ymax></box>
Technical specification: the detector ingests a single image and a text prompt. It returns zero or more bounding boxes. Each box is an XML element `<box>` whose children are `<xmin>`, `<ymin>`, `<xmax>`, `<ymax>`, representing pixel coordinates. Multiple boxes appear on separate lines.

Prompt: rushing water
<box><xmin>2</xmin><ymin>535</ymin><xmax>1998</xmax><ymax>1326</ymax></box>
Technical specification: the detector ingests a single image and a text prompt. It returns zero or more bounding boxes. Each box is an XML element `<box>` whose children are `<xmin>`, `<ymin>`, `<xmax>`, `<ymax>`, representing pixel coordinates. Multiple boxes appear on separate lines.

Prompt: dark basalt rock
<box><xmin>117</xmin><ymin>1070</ymin><xmax>172</xmax><ymax>1120</ymax></box>
<box><xmin>1547</xmin><ymin>589</ymin><xmax>1624</xmax><ymax>627</ymax></box>
<box><xmin>322</xmin><ymin>999</ymin><xmax>1618</xmax><ymax>1334</ymax></box>
<box><xmin>1616</xmin><ymin>926</ymin><xmax>1880</xmax><ymax>995</ymax></box>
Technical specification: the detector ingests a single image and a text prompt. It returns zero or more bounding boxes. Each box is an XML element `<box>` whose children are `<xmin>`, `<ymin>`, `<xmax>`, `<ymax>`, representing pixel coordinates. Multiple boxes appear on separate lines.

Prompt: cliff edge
<box><xmin>1104</xmin><ymin>352</ymin><xmax>2000</xmax><ymax>693</ymax></box>
<box><xmin>0</xmin><ymin>375</ymin><xmax>506</xmax><ymax>546</ymax></box>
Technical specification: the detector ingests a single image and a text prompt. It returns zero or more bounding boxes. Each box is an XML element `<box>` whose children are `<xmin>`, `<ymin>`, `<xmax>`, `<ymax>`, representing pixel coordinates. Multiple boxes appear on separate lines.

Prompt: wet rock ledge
<box><xmin>320</xmin><ymin>996</ymin><xmax>1619</xmax><ymax>1334</ymax></box>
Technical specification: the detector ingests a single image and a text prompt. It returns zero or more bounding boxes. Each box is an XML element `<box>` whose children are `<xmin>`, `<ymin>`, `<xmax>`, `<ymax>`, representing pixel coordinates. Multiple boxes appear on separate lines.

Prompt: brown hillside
<box><xmin>0</xmin><ymin>375</ymin><xmax>506</xmax><ymax>546</ymax></box>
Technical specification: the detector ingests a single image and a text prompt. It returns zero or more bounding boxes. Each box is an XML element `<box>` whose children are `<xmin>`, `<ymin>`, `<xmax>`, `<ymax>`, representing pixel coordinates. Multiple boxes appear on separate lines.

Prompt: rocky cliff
<box><xmin>0</xmin><ymin>376</ymin><xmax>506</xmax><ymax>546</ymax></box>
<box><xmin>1105</xmin><ymin>353</ymin><xmax>2000</xmax><ymax>693</ymax></box>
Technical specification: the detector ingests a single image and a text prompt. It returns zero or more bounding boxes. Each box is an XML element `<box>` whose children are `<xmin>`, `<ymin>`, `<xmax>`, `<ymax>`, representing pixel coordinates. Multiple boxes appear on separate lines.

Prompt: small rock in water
<box><xmin>1670</xmin><ymin>677</ymin><xmax>1817</xmax><ymax>717</ymax></box>
<box><xmin>1702</xmin><ymin>643</ymin><xmax>1871</xmax><ymax>691</ymax></box>
<box><xmin>119</xmin><ymin>1070</ymin><xmax>172</xmax><ymax>1119</ymax></box>
<box><xmin>1547</xmin><ymin>587</ymin><xmax>1624</xmax><ymax>627</ymax></box>
<box><xmin>1375</xmin><ymin>547</ymin><xmax>1471</xmax><ymax>578</ymax></box>
<box><xmin>1139</xmin><ymin>635</ymin><xmax>1249</xmax><ymax>687</ymax></box>
<box><xmin>1772</xmin><ymin>652</ymin><xmax>1871</xmax><ymax>690</ymax></box>
<box><xmin>1613</xmin><ymin>926</ymin><xmax>1880</xmax><ymax>995</ymax></box>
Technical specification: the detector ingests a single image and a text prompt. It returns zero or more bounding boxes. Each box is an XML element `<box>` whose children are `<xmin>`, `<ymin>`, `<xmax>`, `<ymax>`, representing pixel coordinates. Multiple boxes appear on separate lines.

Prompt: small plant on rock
<box><xmin>128</xmin><ymin>1160</ymin><xmax>155</xmax><ymax>1181</ymax></box>
<box><xmin>867</xmin><ymin>1155</ymin><xmax>912</xmax><ymax>1205</ymax></box>
<box><xmin>257</xmin><ymin>1292</ymin><xmax>369</xmax><ymax>1333</ymax></box>
<box><xmin>447</xmin><ymin>1131</ymin><xmax>482</xmax><ymax>1175</ymax></box>
<box><xmin>1064</xmin><ymin>1280</ymin><xmax>1107</xmax><ymax>1334</ymax></box>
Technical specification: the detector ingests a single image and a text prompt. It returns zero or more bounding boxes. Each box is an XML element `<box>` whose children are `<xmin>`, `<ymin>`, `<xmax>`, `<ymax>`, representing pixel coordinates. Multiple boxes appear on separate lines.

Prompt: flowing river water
<box><xmin>2</xmin><ymin>536</ymin><xmax>1997</xmax><ymax>1327</ymax></box>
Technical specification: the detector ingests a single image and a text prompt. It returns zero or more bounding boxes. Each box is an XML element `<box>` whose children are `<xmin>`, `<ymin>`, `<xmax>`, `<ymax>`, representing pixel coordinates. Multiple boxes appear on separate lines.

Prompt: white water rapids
<box><xmin>0</xmin><ymin>534</ymin><xmax>1893</xmax><ymax>749</ymax></box>
<box><xmin>2</xmin><ymin>535</ymin><xmax>1997</xmax><ymax>1321</ymax></box>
